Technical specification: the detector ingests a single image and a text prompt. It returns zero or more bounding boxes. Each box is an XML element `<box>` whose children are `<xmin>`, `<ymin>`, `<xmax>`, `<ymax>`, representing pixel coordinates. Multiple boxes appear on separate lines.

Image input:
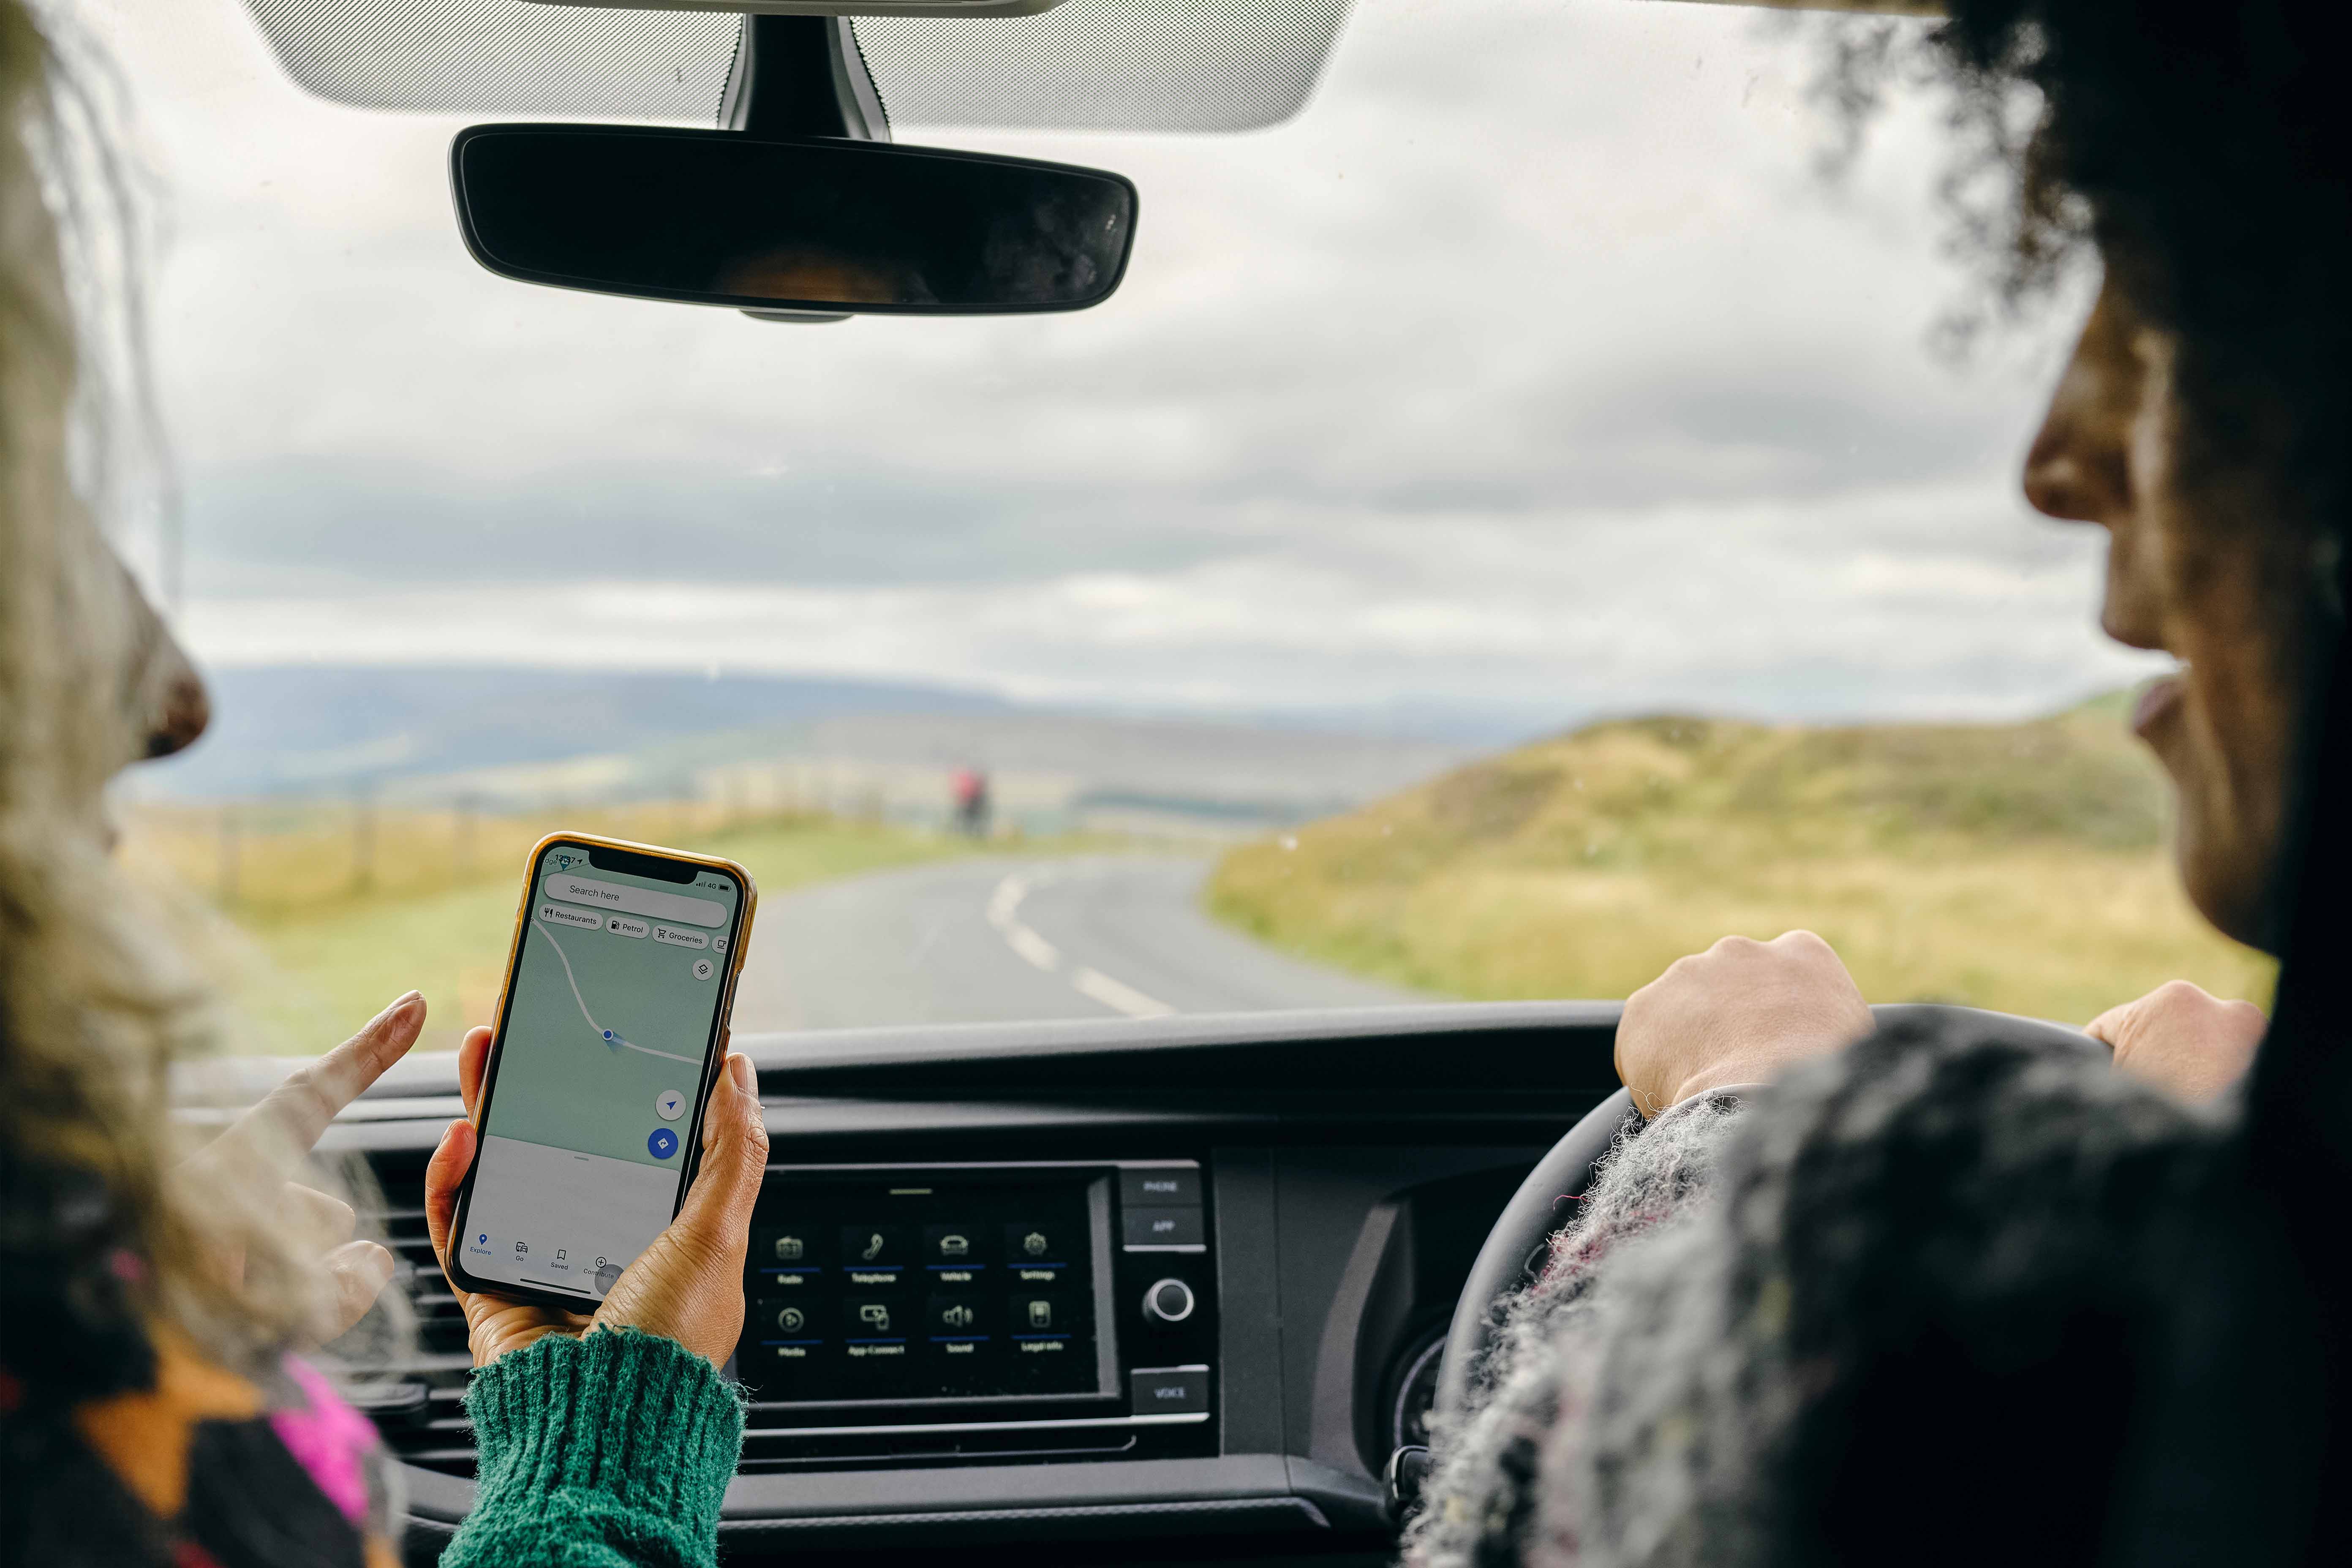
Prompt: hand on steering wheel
<box><xmin>422</xmin><ymin>1024</ymin><xmax>769</xmax><ymax>1368</ymax></box>
<box><xmin>1615</xmin><ymin>931</ymin><xmax>1874</xmax><ymax>1119</ymax></box>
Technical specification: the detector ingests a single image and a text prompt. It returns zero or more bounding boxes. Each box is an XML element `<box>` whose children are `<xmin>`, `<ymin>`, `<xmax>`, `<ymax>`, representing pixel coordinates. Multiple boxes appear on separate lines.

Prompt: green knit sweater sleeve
<box><xmin>441</xmin><ymin>1328</ymin><xmax>744</xmax><ymax>1568</ymax></box>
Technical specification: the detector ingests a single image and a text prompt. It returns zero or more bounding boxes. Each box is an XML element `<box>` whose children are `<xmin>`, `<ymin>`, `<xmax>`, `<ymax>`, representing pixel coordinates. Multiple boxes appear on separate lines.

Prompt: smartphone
<box><xmin>447</xmin><ymin>833</ymin><xmax>757</xmax><ymax>1310</ymax></box>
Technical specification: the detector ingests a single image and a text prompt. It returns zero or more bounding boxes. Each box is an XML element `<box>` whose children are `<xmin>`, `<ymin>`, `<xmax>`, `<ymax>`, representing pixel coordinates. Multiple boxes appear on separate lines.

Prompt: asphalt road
<box><xmin>728</xmin><ymin>854</ymin><xmax>1422</xmax><ymax>1032</ymax></box>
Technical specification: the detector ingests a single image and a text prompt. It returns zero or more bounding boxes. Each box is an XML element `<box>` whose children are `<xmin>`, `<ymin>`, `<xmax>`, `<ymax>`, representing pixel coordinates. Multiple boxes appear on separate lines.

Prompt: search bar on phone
<box><xmin>542</xmin><ymin>872</ymin><xmax>727</xmax><ymax>928</ymax></box>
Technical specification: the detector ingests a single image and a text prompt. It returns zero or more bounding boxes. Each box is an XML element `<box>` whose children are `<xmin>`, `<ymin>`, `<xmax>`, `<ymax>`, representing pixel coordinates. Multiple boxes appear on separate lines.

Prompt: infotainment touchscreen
<box><xmin>740</xmin><ymin>1171</ymin><xmax>1119</xmax><ymax>1405</ymax></box>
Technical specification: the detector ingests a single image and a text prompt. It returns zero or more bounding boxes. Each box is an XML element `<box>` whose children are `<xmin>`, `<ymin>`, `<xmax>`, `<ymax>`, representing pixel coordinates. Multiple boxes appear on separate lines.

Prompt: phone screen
<box><xmin>456</xmin><ymin>842</ymin><xmax>746</xmax><ymax>1301</ymax></box>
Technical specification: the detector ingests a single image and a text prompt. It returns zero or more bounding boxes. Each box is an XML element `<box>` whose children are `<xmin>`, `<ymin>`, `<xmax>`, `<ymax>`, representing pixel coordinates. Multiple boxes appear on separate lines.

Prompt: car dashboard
<box><xmin>299</xmin><ymin>1002</ymin><xmax>1625</xmax><ymax>1567</ymax></box>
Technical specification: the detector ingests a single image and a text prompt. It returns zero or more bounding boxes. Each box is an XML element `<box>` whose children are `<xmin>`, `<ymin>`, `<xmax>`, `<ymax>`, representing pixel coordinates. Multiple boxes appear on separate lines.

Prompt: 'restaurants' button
<box><xmin>1129</xmin><ymin>1367</ymin><xmax>1210</xmax><ymax>1415</ymax></box>
<box><xmin>1122</xmin><ymin>1207</ymin><xmax>1203</xmax><ymax>1248</ymax></box>
<box><xmin>1118</xmin><ymin>1167</ymin><xmax>1200</xmax><ymax>1207</ymax></box>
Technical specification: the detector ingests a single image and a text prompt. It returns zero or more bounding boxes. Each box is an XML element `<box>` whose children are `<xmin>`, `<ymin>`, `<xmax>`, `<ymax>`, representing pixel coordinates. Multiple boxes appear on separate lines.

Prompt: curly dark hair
<box><xmin>1821</xmin><ymin>4</ymin><xmax>2352</xmax><ymax>1555</ymax></box>
<box><xmin>1950</xmin><ymin>0</ymin><xmax>2347</xmax><ymax>558</ymax></box>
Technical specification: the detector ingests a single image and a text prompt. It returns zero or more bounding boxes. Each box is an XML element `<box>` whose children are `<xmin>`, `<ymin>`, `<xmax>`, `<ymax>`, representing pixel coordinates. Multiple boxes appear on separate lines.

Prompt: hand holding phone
<box><xmin>423</xmin><ymin>1027</ymin><xmax>768</xmax><ymax>1367</ymax></box>
<box><xmin>425</xmin><ymin>834</ymin><xmax>766</xmax><ymax>1365</ymax></box>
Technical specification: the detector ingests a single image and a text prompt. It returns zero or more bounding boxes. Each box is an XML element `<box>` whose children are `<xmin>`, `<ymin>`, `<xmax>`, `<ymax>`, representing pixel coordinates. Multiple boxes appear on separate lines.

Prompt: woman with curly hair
<box><xmin>1413</xmin><ymin>2</ymin><xmax>2352</xmax><ymax>1564</ymax></box>
<box><xmin>0</xmin><ymin>10</ymin><xmax>770</xmax><ymax>1562</ymax></box>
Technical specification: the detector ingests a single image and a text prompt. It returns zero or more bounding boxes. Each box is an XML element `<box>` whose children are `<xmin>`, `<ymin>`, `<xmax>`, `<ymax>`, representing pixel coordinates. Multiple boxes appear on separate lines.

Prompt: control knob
<box><xmin>1143</xmin><ymin>1277</ymin><xmax>1196</xmax><ymax>1325</ymax></box>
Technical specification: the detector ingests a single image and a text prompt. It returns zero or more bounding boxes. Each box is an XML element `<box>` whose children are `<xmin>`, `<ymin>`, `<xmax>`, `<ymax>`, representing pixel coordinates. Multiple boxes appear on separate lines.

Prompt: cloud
<box><xmin>87</xmin><ymin>0</ymin><xmax>2121</xmax><ymax>734</ymax></box>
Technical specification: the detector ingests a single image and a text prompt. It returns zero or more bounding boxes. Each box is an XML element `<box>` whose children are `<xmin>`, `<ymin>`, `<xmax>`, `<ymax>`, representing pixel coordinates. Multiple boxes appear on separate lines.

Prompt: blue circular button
<box><xmin>648</xmin><ymin>1127</ymin><xmax>679</xmax><ymax>1160</ymax></box>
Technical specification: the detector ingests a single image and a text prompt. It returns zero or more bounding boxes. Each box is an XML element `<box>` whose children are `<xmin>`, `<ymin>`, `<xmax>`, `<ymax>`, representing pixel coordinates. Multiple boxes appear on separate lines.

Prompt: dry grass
<box><xmin>119</xmin><ymin>802</ymin><xmax>985</xmax><ymax>1055</ymax></box>
<box><xmin>1207</xmin><ymin>701</ymin><xmax>2275</xmax><ymax>1023</ymax></box>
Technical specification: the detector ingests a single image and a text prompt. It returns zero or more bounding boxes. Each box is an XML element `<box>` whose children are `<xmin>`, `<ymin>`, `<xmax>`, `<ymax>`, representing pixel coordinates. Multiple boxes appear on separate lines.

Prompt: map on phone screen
<box><xmin>458</xmin><ymin>843</ymin><xmax>744</xmax><ymax>1299</ymax></box>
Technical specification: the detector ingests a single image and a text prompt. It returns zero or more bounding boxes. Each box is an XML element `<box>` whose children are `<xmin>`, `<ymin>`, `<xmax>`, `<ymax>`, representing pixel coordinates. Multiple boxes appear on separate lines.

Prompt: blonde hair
<box><xmin>0</xmin><ymin>0</ymin><xmax>376</xmax><ymax>1404</ymax></box>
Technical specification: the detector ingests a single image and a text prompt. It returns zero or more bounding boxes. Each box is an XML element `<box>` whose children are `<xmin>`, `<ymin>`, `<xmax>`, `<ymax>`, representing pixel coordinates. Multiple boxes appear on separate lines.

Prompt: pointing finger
<box><xmin>227</xmin><ymin>994</ymin><xmax>428</xmax><ymax>1162</ymax></box>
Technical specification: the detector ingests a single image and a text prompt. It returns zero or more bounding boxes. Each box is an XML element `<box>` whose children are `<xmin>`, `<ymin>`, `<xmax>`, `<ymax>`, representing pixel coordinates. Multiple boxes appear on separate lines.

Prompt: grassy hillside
<box><xmin>1207</xmin><ymin>697</ymin><xmax>2274</xmax><ymax>1022</ymax></box>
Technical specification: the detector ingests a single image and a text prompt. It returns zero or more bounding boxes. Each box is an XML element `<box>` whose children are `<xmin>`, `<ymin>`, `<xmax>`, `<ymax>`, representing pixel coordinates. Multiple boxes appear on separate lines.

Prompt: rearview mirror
<box><xmin>450</xmin><ymin>126</ymin><xmax>1138</xmax><ymax>316</ymax></box>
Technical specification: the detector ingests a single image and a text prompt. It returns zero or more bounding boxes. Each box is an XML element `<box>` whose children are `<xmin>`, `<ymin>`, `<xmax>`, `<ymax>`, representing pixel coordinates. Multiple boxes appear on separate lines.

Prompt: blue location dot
<box><xmin>603</xmin><ymin>1030</ymin><xmax>614</xmax><ymax>1040</ymax></box>
<box><xmin>648</xmin><ymin>1127</ymin><xmax>679</xmax><ymax>1160</ymax></box>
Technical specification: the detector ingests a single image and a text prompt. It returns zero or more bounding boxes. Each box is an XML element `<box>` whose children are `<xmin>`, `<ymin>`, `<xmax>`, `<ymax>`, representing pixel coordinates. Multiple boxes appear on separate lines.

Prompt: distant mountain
<box><xmin>122</xmin><ymin>664</ymin><xmax>1516</xmax><ymax>814</ymax></box>
<box><xmin>128</xmin><ymin>666</ymin><xmax>1013</xmax><ymax>800</ymax></box>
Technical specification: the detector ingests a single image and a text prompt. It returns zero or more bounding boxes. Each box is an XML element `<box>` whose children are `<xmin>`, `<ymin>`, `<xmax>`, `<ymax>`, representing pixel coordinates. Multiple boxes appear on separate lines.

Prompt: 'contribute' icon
<box><xmin>647</xmin><ymin>1127</ymin><xmax>679</xmax><ymax>1160</ymax></box>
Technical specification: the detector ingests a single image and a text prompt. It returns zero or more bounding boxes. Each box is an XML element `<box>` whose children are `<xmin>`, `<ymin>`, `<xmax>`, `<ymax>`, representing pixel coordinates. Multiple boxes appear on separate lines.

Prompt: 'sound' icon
<box><xmin>941</xmin><ymin>1303</ymin><xmax>976</xmax><ymax>1329</ymax></box>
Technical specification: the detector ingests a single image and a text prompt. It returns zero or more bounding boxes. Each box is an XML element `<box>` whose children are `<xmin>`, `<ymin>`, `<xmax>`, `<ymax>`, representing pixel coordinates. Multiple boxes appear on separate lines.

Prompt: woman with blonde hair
<box><xmin>0</xmin><ymin>7</ymin><xmax>769</xmax><ymax>1563</ymax></box>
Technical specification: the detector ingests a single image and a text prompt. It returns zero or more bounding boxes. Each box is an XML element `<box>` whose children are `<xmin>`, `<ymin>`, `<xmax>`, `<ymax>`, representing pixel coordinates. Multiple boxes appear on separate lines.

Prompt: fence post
<box><xmin>352</xmin><ymin>790</ymin><xmax>376</xmax><ymax>895</ymax></box>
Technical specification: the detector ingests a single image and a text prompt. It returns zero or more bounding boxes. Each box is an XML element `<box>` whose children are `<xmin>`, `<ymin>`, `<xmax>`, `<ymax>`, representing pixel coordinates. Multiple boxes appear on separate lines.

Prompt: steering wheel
<box><xmin>1425</xmin><ymin>1004</ymin><xmax>2103</xmax><ymax>1434</ymax></box>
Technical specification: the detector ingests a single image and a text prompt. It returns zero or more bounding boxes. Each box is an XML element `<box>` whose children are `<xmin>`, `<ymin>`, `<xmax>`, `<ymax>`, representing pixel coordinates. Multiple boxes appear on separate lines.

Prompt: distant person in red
<box><xmin>950</xmin><ymin>767</ymin><xmax>991</xmax><ymax>838</ymax></box>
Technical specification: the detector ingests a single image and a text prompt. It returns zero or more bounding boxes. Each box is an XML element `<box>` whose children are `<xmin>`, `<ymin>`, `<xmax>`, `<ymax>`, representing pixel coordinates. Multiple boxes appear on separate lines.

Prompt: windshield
<box><xmin>99</xmin><ymin>0</ymin><xmax>2270</xmax><ymax>1055</ymax></box>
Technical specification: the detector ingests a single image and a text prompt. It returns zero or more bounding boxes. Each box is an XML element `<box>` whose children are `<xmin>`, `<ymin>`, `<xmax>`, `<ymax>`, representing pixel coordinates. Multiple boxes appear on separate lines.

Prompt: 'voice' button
<box><xmin>1130</xmin><ymin>1366</ymin><xmax>1209</xmax><ymax>1416</ymax></box>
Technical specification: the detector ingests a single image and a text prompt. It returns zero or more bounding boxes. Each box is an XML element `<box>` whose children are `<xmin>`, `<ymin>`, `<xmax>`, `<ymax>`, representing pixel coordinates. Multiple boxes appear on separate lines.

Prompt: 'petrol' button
<box><xmin>1130</xmin><ymin>1367</ymin><xmax>1209</xmax><ymax>1415</ymax></box>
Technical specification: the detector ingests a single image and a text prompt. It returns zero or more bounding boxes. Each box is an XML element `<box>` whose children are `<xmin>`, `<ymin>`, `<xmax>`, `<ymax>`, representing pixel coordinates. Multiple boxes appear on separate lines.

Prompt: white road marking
<box><xmin>986</xmin><ymin>869</ymin><xmax>1176</xmax><ymax>1019</ymax></box>
<box><xmin>1007</xmin><ymin>924</ymin><xmax>1062</xmax><ymax>972</ymax></box>
<box><xmin>1072</xmin><ymin>965</ymin><xmax>1177</xmax><ymax>1019</ymax></box>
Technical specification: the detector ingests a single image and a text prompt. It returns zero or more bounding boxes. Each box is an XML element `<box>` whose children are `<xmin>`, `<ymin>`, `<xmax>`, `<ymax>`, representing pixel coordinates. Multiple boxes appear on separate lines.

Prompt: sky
<box><xmin>78</xmin><ymin>0</ymin><xmax>2159</xmax><ymax>737</ymax></box>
